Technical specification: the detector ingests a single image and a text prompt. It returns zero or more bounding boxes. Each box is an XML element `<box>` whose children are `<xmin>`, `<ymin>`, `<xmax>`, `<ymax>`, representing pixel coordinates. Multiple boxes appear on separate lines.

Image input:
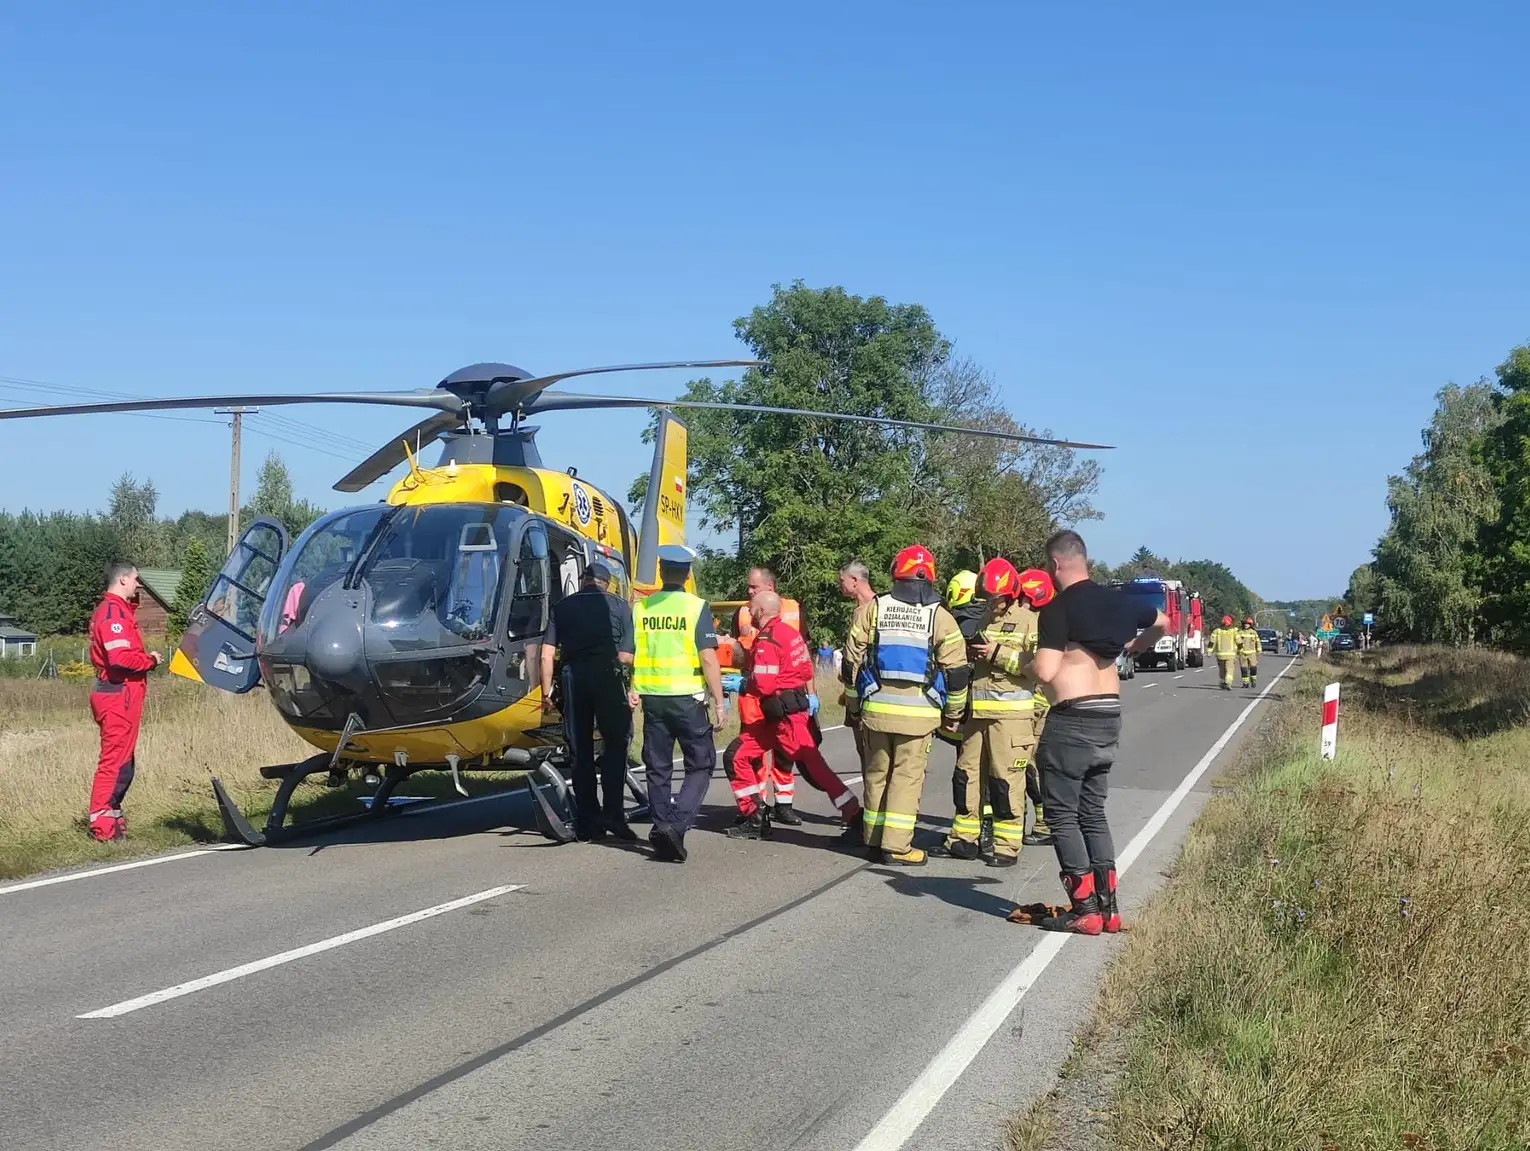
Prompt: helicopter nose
<box><xmin>306</xmin><ymin>602</ymin><xmax>367</xmax><ymax>687</ymax></box>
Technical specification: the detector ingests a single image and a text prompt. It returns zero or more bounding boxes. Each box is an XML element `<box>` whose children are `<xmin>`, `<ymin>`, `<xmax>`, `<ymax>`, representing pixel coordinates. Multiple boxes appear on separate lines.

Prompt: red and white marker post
<box><xmin>1319</xmin><ymin>682</ymin><xmax>1340</xmax><ymax>760</ymax></box>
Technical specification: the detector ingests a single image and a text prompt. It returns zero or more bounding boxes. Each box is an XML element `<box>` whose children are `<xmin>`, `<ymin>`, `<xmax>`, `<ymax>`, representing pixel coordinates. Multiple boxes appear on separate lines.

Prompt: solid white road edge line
<box><xmin>76</xmin><ymin>885</ymin><xmax>524</xmax><ymax>1020</ymax></box>
<box><xmin>849</xmin><ymin>657</ymin><xmax>1295</xmax><ymax>1151</ymax></box>
<box><xmin>0</xmin><ymin>844</ymin><xmax>247</xmax><ymax>897</ymax></box>
<box><xmin>15</xmin><ymin>726</ymin><xmax>854</xmax><ymax>893</ymax></box>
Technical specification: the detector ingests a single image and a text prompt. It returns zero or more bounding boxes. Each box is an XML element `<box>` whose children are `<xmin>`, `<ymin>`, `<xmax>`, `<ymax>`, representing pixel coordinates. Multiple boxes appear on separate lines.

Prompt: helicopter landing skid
<box><xmin>523</xmin><ymin>754</ymin><xmax>652</xmax><ymax>843</ymax></box>
<box><xmin>211</xmin><ymin>755</ymin><xmax>415</xmax><ymax>847</ymax></box>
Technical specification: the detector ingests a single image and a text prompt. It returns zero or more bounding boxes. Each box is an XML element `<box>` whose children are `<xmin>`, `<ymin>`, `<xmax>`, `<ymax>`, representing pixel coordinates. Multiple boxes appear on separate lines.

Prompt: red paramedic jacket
<box><xmin>739</xmin><ymin>617</ymin><xmax>814</xmax><ymax>724</ymax></box>
<box><xmin>88</xmin><ymin>593</ymin><xmax>157</xmax><ymax>685</ymax></box>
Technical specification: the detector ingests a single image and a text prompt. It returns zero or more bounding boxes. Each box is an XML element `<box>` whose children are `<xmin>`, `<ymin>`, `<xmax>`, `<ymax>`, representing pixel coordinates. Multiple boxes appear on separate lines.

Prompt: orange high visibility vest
<box><xmin>736</xmin><ymin>598</ymin><xmax>801</xmax><ymax>652</ymax></box>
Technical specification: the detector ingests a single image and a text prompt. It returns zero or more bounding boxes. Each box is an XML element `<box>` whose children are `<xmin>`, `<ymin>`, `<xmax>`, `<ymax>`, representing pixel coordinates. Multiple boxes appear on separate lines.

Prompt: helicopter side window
<box><xmin>506</xmin><ymin>523</ymin><xmax>551</xmax><ymax>639</ymax></box>
<box><xmin>545</xmin><ymin>523</ymin><xmax>586</xmax><ymax>606</ymax></box>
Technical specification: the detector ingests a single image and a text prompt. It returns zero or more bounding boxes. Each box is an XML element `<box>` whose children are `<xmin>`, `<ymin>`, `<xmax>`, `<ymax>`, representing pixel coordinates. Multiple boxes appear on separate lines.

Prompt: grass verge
<box><xmin>1</xmin><ymin>667</ymin><xmax>848</xmax><ymax>881</ymax></box>
<box><xmin>1031</xmin><ymin>647</ymin><xmax>1530</xmax><ymax>1150</ymax></box>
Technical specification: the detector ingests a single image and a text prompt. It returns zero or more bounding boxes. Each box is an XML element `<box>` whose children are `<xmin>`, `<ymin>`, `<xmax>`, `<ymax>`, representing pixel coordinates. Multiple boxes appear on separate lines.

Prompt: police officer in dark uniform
<box><xmin>539</xmin><ymin>561</ymin><xmax>638</xmax><ymax>841</ymax></box>
<box><xmin>631</xmin><ymin>545</ymin><xmax>726</xmax><ymax>863</ymax></box>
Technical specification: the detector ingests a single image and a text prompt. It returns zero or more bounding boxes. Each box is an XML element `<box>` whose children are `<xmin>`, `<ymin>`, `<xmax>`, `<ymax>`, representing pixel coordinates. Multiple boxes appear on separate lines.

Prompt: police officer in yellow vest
<box><xmin>1236</xmin><ymin>616</ymin><xmax>1261</xmax><ymax>689</ymax></box>
<box><xmin>844</xmin><ymin>544</ymin><xmax>969</xmax><ymax>867</ymax></box>
<box><xmin>1209</xmin><ymin>615</ymin><xmax>1240</xmax><ymax>690</ymax></box>
<box><xmin>631</xmin><ymin>545</ymin><xmax>726</xmax><ymax>863</ymax></box>
<box><xmin>943</xmin><ymin>558</ymin><xmax>1042</xmax><ymax>867</ymax></box>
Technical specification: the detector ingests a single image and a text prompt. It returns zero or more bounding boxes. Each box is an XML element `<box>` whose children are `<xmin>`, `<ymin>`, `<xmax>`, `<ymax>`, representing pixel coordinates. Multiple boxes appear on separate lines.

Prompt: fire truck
<box><xmin>1115</xmin><ymin>576</ymin><xmax>1199</xmax><ymax>671</ymax></box>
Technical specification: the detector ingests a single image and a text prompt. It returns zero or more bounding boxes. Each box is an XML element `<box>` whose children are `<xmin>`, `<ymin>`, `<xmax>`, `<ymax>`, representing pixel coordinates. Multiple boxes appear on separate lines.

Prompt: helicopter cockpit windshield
<box><xmin>359</xmin><ymin>505</ymin><xmax>520</xmax><ymax>641</ymax></box>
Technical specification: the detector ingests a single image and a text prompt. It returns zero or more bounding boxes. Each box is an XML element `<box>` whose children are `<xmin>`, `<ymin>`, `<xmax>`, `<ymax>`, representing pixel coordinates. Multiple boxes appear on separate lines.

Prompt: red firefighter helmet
<box><xmin>980</xmin><ymin>558</ymin><xmax>1020</xmax><ymax>598</ymax></box>
<box><xmin>1017</xmin><ymin>567</ymin><xmax>1056</xmax><ymax>608</ymax></box>
<box><xmin>891</xmin><ymin>544</ymin><xmax>937</xmax><ymax>583</ymax></box>
<box><xmin>1244</xmin><ymin>616</ymin><xmax>1256</xmax><ymax>626</ymax></box>
<box><xmin>1222</xmin><ymin>615</ymin><xmax>1234</xmax><ymax>626</ymax></box>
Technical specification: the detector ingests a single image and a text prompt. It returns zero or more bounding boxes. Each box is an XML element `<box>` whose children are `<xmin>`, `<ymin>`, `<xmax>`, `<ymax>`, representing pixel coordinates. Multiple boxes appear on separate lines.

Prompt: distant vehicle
<box><xmin>1115</xmin><ymin>647</ymin><xmax>1136</xmax><ymax>680</ymax></box>
<box><xmin>1114</xmin><ymin>577</ymin><xmax>1193</xmax><ymax>671</ymax></box>
<box><xmin>1331</xmin><ymin>632</ymin><xmax>1358</xmax><ymax>652</ymax></box>
<box><xmin>1257</xmin><ymin>627</ymin><xmax>1278</xmax><ymax>653</ymax></box>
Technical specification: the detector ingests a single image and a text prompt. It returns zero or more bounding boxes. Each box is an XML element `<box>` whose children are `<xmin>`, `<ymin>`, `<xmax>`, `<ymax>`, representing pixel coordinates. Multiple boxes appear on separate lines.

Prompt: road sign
<box><xmin>1363</xmin><ymin>612</ymin><xmax>1374</xmax><ymax>626</ymax></box>
<box><xmin>1320</xmin><ymin>614</ymin><xmax>1333</xmax><ymax>632</ymax></box>
<box><xmin>1333</xmin><ymin>615</ymin><xmax>1348</xmax><ymax>631</ymax></box>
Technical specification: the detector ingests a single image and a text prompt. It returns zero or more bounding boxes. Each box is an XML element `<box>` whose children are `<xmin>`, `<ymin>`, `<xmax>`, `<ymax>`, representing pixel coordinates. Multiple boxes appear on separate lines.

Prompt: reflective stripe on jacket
<box><xmin>844</xmin><ymin>591</ymin><xmax>968</xmax><ymax>736</ymax></box>
<box><xmin>633</xmin><ymin>589</ymin><xmax>705</xmax><ymax>695</ymax></box>
<box><xmin>1210</xmin><ymin>627</ymin><xmax>1239</xmax><ymax>658</ymax></box>
<box><xmin>1236</xmin><ymin>628</ymin><xmax>1261</xmax><ymax>656</ymax></box>
<box><xmin>969</xmin><ymin>599</ymin><xmax>1040</xmax><ymax>716</ymax></box>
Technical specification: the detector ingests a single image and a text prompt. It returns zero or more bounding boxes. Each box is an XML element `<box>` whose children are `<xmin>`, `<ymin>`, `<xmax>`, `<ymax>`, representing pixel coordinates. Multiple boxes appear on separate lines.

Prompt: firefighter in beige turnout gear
<box><xmin>844</xmin><ymin>544</ymin><xmax>969</xmax><ymax>867</ymax></box>
<box><xmin>1209</xmin><ymin>615</ymin><xmax>1240</xmax><ymax>690</ymax></box>
<box><xmin>1236</xmin><ymin>616</ymin><xmax>1261</xmax><ymax>688</ymax></box>
<box><xmin>943</xmin><ymin>558</ymin><xmax>1042</xmax><ymax>867</ymax></box>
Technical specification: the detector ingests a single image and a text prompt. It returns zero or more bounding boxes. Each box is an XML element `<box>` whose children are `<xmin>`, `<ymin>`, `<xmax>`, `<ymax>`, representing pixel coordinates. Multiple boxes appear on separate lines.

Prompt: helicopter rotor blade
<box><xmin>0</xmin><ymin>390</ymin><xmax>465</xmax><ymax>422</ymax></box>
<box><xmin>525</xmin><ymin>391</ymin><xmax>1116</xmax><ymax>451</ymax></box>
<box><xmin>484</xmin><ymin>360</ymin><xmax>762</xmax><ymax>414</ymax></box>
<box><xmin>333</xmin><ymin>410</ymin><xmax>467</xmax><ymax>493</ymax></box>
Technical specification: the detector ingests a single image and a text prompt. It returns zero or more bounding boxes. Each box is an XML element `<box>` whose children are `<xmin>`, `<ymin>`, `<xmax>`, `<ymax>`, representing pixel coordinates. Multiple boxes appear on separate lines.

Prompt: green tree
<box><xmin>660</xmin><ymin>282</ymin><xmax>950</xmax><ymax>640</ymax></box>
<box><xmin>108</xmin><ymin>473</ymin><xmax>167</xmax><ymax>566</ymax></box>
<box><xmin>912</xmin><ymin>358</ymin><xmax>1099</xmax><ymax>573</ymax></box>
<box><xmin>1372</xmin><ymin>380</ymin><xmax>1500</xmax><ymax>645</ymax></box>
<box><xmin>1345</xmin><ymin>563</ymin><xmax>1380</xmax><ymax>617</ymax></box>
<box><xmin>1478</xmin><ymin>345</ymin><xmax>1530</xmax><ymax>650</ymax></box>
<box><xmin>246</xmin><ymin>450</ymin><xmax>323</xmax><ymax>539</ymax></box>
<box><xmin>168</xmin><ymin>536</ymin><xmax>219</xmax><ymax>639</ymax></box>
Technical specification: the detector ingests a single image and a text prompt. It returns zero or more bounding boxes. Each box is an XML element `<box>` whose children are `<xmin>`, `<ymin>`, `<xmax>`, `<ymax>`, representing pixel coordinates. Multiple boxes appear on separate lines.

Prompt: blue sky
<box><xmin>3</xmin><ymin>0</ymin><xmax>1527</xmax><ymax>599</ymax></box>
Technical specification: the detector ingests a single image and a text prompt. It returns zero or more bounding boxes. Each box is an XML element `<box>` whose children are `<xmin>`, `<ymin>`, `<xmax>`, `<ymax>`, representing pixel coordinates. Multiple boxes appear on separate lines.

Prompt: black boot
<box><xmin>601</xmin><ymin>815</ymin><xmax>639</xmax><ymax>842</ymax></box>
<box><xmin>1039</xmin><ymin>871</ymin><xmax>1104</xmax><ymax>935</ymax></box>
<box><xmin>726</xmin><ymin>811</ymin><xmax>767</xmax><ymax>840</ymax></box>
<box><xmin>771</xmin><ymin>802</ymin><xmax>803</xmax><ymax>826</ymax></box>
<box><xmin>944</xmin><ymin>839</ymin><xmax>981</xmax><ymax>861</ymax></box>
<box><xmin>978</xmin><ymin>813</ymin><xmax>995</xmax><ymax>860</ymax></box>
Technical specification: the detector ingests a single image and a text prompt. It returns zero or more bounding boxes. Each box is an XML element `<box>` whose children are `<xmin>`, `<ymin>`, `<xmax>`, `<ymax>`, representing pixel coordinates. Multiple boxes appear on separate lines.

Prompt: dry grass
<box><xmin>0</xmin><ymin>665</ymin><xmax>851</xmax><ymax>880</ymax></box>
<box><xmin>0</xmin><ymin>675</ymin><xmax>320</xmax><ymax>878</ymax></box>
<box><xmin>1084</xmin><ymin>647</ymin><xmax>1530</xmax><ymax>1150</ymax></box>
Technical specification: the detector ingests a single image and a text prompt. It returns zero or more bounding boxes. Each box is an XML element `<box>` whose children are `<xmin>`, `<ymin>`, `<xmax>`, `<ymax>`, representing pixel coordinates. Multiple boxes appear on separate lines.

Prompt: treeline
<box><xmin>1348</xmin><ymin>343</ymin><xmax>1530</xmax><ymax>649</ymax></box>
<box><xmin>0</xmin><ymin>452</ymin><xmax>323</xmax><ymax>635</ymax></box>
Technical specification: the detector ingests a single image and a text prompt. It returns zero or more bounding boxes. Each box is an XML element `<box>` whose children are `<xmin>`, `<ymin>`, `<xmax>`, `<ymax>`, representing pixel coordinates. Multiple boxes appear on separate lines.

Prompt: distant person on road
<box><xmin>1209</xmin><ymin>615</ymin><xmax>1239</xmax><ymax>691</ymax></box>
<box><xmin>86</xmin><ymin>562</ymin><xmax>163</xmax><ymax>842</ymax></box>
<box><xmin>1031</xmin><ymin>531</ymin><xmax>1167</xmax><ymax>935</ymax></box>
<box><xmin>1236</xmin><ymin>617</ymin><xmax>1261</xmax><ymax>689</ymax></box>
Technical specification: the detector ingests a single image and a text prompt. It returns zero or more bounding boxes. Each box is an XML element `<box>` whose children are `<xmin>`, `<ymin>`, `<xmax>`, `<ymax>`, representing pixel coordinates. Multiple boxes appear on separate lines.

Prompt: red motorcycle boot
<box><xmin>1040</xmin><ymin>870</ymin><xmax>1104</xmax><ymax>935</ymax></box>
<box><xmin>1094</xmin><ymin>865</ymin><xmax>1121</xmax><ymax>933</ymax></box>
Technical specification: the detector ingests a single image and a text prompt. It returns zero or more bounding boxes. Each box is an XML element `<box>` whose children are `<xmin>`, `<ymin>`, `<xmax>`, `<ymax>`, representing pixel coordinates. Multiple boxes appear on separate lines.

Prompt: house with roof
<box><xmin>134</xmin><ymin>568</ymin><xmax>183</xmax><ymax>634</ymax></box>
<box><xmin>0</xmin><ymin>614</ymin><xmax>38</xmax><ymax>658</ymax></box>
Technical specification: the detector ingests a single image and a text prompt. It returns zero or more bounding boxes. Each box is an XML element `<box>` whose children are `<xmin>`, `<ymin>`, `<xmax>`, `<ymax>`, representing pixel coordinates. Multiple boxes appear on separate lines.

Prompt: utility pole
<box><xmin>214</xmin><ymin>407</ymin><xmax>258</xmax><ymax>557</ymax></box>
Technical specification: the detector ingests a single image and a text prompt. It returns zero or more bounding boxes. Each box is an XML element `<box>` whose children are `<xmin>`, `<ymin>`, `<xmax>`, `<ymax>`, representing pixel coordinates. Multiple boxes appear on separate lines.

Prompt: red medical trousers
<box><xmin>727</xmin><ymin>714</ymin><xmax>861</xmax><ymax>821</ymax></box>
<box><xmin>89</xmin><ymin>681</ymin><xmax>145</xmax><ymax>832</ymax></box>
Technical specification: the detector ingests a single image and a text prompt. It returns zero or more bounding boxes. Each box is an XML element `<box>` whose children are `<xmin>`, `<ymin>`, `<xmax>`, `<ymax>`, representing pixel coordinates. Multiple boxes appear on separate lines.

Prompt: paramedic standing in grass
<box><xmin>1031</xmin><ymin>530</ymin><xmax>1167</xmax><ymax>936</ymax></box>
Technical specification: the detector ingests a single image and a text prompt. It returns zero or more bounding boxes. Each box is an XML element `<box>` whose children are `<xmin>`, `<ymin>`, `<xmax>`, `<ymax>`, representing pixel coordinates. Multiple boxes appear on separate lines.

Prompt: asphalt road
<box><xmin>1</xmin><ymin>657</ymin><xmax>1296</xmax><ymax>1151</ymax></box>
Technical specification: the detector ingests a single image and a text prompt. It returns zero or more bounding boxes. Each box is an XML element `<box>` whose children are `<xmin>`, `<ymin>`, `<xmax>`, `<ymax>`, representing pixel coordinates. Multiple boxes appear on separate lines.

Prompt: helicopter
<box><xmin>0</xmin><ymin>359</ymin><xmax>1113</xmax><ymax>847</ymax></box>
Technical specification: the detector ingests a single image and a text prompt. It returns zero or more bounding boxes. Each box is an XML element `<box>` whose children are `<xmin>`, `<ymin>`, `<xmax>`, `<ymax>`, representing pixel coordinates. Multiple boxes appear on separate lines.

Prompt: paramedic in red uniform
<box><xmin>725</xmin><ymin>591</ymin><xmax>862</xmax><ymax>840</ymax></box>
<box><xmin>86</xmin><ymin>562</ymin><xmax>162</xmax><ymax>841</ymax></box>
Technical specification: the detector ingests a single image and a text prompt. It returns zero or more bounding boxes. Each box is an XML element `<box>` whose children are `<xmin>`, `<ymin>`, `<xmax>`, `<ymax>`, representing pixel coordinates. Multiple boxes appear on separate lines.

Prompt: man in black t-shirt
<box><xmin>539</xmin><ymin>561</ymin><xmax>638</xmax><ymax>842</ymax></box>
<box><xmin>1031</xmin><ymin>531</ymin><xmax>1167</xmax><ymax>935</ymax></box>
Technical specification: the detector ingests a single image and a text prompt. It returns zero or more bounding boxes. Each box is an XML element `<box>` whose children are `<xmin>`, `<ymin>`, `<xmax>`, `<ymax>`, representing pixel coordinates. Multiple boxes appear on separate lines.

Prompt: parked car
<box><xmin>1257</xmin><ymin>627</ymin><xmax>1279</xmax><ymax>653</ymax></box>
<box><xmin>1115</xmin><ymin>647</ymin><xmax>1136</xmax><ymax>680</ymax></box>
<box><xmin>1330</xmin><ymin>632</ymin><xmax>1358</xmax><ymax>652</ymax></box>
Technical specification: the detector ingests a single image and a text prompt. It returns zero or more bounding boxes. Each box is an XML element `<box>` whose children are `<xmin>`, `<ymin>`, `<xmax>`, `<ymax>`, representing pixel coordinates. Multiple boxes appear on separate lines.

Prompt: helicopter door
<box><xmin>169</xmin><ymin>517</ymin><xmax>290</xmax><ymax>694</ymax></box>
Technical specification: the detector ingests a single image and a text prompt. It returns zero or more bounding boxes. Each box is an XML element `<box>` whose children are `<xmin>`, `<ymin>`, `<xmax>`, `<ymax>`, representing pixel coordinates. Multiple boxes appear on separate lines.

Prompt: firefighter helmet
<box><xmin>946</xmin><ymin>570</ymin><xmax>978</xmax><ymax>609</ymax></box>
<box><xmin>1222</xmin><ymin>615</ymin><xmax>1234</xmax><ymax>626</ymax></box>
<box><xmin>1017</xmin><ymin>567</ymin><xmax>1056</xmax><ymax>608</ymax></box>
<box><xmin>980</xmin><ymin>558</ymin><xmax>1020</xmax><ymax>599</ymax></box>
<box><xmin>891</xmin><ymin>544</ymin><xmax>937</xmax><ymax>583</ymax></box>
